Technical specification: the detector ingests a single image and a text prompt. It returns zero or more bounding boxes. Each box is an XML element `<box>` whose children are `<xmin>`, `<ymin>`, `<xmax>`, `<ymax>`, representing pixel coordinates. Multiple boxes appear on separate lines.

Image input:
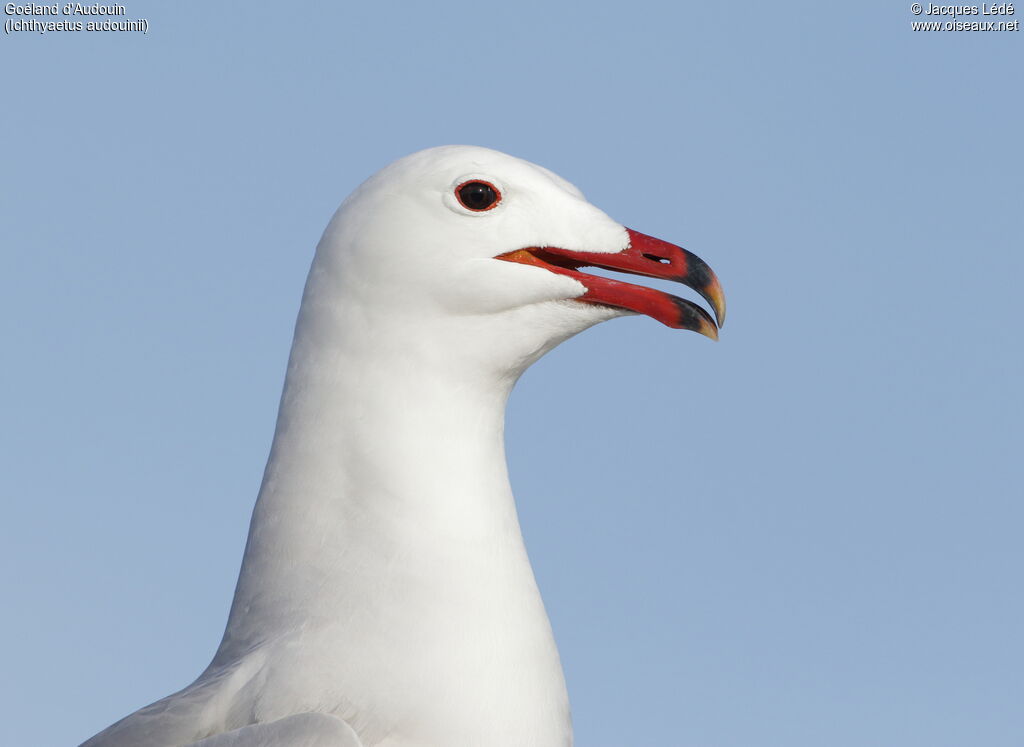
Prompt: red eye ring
<box><xmin>455</xmin><ymin>180</ymin><xmax>502</xmax><ymax>212</ymax></box>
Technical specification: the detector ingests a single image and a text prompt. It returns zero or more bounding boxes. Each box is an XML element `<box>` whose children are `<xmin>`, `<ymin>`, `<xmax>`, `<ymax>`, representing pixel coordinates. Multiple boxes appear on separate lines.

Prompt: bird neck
<box><xmin>217</xmin><ymin>305</ymin><xmax>540</xmax><ymax>653</ymax></box>
<box><xmin>206</xmin><ymin>268</ymin><xmax>573</xmax><ymax>746</ymax></box>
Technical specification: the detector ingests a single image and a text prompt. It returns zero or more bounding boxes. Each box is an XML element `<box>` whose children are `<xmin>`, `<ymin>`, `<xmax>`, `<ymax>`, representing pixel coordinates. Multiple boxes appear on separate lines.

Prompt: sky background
<box><xmin>2</xmin><ymin>2</ymin><xmax>1021</xmax><ymax>745</ymax></box>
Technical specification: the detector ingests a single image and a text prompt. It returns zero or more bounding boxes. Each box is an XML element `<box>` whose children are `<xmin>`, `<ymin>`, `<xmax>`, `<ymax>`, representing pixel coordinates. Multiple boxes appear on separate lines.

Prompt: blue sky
<box><xmin>2</xmin><ymin>2</ymin><xmax>1021</xmax><ymax>745</ymax></box>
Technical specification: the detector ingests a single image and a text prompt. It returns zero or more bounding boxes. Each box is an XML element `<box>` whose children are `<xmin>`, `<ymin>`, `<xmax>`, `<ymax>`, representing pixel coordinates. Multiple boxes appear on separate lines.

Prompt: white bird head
<box><xmin>301</xmin><ymin>145</ymin><xmax>725</xmax><ymax>379</ymax></box>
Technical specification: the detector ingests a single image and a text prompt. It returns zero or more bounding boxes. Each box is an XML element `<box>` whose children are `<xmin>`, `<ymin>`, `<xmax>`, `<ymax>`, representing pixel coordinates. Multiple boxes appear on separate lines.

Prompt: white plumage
<box><xmin>83</xmin><ymin>145</ymin><xmax>723</xmax><ymax>747</ymax></box>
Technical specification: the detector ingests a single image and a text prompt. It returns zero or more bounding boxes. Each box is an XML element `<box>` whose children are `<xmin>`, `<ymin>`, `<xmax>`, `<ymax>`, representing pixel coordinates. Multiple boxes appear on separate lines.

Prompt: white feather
<box><xmin>83</xmin><ymin>146</ymin><xmax>634</xmax><ymax>747</ymax></box>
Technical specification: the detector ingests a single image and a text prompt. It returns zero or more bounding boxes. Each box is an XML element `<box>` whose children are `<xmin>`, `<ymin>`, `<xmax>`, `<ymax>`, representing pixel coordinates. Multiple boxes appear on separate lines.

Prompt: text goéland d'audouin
<box><xmin>4</xmin><ymin>3</ymin><xmax>148</xmax><ymax>33</ymax></box>
<box><xmin>5</xmin><ymin>3</ymin><xmax>127</xmax><ymax>13</ymax></box>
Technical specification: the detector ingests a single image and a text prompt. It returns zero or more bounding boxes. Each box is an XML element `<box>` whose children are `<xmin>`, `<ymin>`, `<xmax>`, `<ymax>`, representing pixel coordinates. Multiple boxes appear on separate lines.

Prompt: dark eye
<box><xmin>456</xmin><ymin>180</ymin><xmax>501</xmax><ymax>211</ymax></box>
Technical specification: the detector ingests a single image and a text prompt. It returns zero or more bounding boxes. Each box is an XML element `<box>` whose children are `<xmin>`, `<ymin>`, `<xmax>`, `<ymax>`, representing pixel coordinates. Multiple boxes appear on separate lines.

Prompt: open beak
<box><xmin>495</xmin><ymin>228</ymin><xmax>726</xmax><ymax>340</ymax></box>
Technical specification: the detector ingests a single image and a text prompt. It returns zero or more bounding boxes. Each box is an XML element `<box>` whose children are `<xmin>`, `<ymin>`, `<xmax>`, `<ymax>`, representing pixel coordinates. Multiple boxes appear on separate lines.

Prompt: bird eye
<box><xmin>455</xmin><ymin>180</ymin><xmax>501</xmax><ymax>212</ymax></box>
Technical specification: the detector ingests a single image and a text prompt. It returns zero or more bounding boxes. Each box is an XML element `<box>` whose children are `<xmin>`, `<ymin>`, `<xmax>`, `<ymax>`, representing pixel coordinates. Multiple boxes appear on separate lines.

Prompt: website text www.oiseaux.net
<box><xmin>910</xmin><ymin>3</ymin><xmax>1020</xmax><ymax>30</ymax></box>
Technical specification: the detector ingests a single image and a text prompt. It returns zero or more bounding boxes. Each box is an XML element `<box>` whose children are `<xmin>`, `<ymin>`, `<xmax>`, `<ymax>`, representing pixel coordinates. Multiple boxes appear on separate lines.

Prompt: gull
<box><xmin>82</xmin><ymin>145</ymin><xmax>726</xmax><ymax>747</ymax></box>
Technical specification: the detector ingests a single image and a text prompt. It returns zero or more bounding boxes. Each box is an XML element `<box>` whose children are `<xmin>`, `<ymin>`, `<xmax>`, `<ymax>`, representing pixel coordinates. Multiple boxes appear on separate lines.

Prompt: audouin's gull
<box><xmin>83</xmin><ymin>145</ymin><xmax>725</xmax><ymax>747</ymax></box>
